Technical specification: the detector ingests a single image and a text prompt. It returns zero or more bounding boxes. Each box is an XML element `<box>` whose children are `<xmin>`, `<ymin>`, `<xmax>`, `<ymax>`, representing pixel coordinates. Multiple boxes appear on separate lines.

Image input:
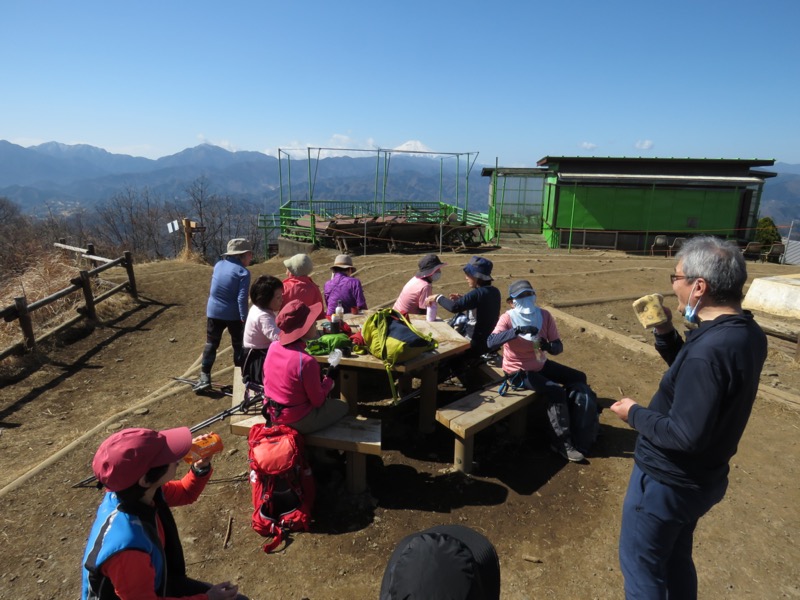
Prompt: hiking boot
<box><xmin>193</xmin><ymin>372</ymin><xmax>211</xmax><ymax>393</ymax></box>
<box><xmin>551</xmin><ymin>443</ymin><xmax>585</xmax><ymax>463</ymax></box>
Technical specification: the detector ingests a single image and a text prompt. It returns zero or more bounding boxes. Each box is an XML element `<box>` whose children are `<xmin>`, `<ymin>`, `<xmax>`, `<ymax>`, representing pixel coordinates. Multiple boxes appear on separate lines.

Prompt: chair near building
<box><xmin>741</xmin><ymin>241</ymin><xmax>763</xmax><ymax>261</ymax></box>
<box><xmin>650</xmin><ymin>235</ymin><xmax>669</xmax><ymax>256</ymax></box>
<box><xmin>668</xmin><ymin>237</ymin><xmax>686</xmax><ymax>257</ymax></box>
<box><xmin>761</xmin><ymin>242</ymin><xmax>785</xmax><ymax>263</ymax></box>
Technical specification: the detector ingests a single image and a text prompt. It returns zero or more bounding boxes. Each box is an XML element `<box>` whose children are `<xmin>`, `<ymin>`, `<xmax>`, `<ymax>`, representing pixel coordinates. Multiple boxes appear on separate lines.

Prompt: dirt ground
<box><xmin>1</xmin><ymin>245</ymin><xmax>798</xmax><ymax>600</ymax></box>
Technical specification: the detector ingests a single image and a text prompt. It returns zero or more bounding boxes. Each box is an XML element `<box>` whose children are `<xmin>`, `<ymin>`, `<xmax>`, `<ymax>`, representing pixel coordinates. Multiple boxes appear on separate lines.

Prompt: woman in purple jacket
<box><xmin>323</xmin><ymin>254</ymin><xmax>368</xmax><ymax>316</ymax></box>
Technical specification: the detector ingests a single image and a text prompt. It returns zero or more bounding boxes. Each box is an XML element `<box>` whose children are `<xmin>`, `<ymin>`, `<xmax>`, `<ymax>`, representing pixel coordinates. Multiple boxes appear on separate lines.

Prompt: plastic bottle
<box><xmin>335</xmin><ymin>301</ymin><xmax>344</xmax><ymax>321</ymax></box>
<box><xmin>328</xmin><ymin>348</ymin><xmax>343</xmax><ymax>368</ymax></box>
<box><xmin>426</xmin><ymin>302</ymin><xmax>438</xmax><ymax>322</ymax></box>
<box><xmin>532</xmin><ymin>337</ymin><xmax>545</xmax><ymax>361</ymax></box>
<box><xmin>183</xmin><ymin>433</ymin><xmax>224</xmax><ymax>464</ymax></box>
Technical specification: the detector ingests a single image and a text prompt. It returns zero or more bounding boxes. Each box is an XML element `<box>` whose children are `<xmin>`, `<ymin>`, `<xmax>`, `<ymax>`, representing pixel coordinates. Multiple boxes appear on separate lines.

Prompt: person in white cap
<box><xmin>195</xmin><ymin>238</ymin><xmax>253</xmax><ymax>392</ymax></box>
<box><xmin>323</xmin><ymin>254</ymin><xmax>367</xmax><ymax>317</ymax></box>
<box><xmin>281</xmin><ymin>253</ymin><xmax>324</xmax><ymax>320</ymax></box>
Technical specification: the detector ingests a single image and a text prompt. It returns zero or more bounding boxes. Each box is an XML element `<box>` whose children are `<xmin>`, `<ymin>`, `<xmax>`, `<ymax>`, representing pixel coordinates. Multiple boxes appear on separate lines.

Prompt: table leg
<box><xmin>417</xmin><ymin>364</ymin><xmax>438</xmax><ymax>433</ymax></box>
<box><xmin>345</xmin><ymin>452</ymin><xmax>367</xmax><ymax>494</ymax></box>
<box><xmin>340</xmin><ymin>369</ymin><xmax>359</xmax><ymax>415</ymax></box>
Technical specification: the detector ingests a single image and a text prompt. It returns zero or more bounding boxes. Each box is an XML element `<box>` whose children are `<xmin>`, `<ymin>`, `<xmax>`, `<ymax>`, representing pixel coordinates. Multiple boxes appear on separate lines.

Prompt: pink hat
<box><xmin>92</xmin><ymin>427</ymin><xmax>192</xmax><ymax>492</ymax></box>
<box><xmin>276</xmin><ymin>299</ymin><xmax>322</xmax><ymax>345</ymax></box>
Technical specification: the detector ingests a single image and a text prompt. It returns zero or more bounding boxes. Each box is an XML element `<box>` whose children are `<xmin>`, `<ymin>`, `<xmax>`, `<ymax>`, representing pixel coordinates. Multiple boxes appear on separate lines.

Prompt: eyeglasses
<box><xmin>670</xmin><ymin>274</ymin><xmax>696</xmax><ymax>283</ymax></box>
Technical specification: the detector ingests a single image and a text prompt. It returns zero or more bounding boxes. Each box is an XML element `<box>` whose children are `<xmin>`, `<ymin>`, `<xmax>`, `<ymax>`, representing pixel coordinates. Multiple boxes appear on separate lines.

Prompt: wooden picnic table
<box><xmin>316</xmin><ymin>313</ymin><xmax>471</xmax><ymax>433</ymax></box>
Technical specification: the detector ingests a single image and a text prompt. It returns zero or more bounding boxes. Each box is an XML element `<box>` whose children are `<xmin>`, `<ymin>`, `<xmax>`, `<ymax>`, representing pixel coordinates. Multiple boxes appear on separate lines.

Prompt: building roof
<box><xmin>480</xmin><ymin>167</ymin><xmax>549</xmax><ymax>177</ymax></box>
<box><xmin>537</xmin><ymin>156</ymin><xmax>776</xmax><ymax>168</ymax></box>
<box><xmin>556</xmin><ymin>173</ymin><xmax>771</xmax><ymax>186</ymax></box>
<box><xmin>535</xmin><ymin>156</ymin><xmax>776</xmax><ymax>180</ymax></box>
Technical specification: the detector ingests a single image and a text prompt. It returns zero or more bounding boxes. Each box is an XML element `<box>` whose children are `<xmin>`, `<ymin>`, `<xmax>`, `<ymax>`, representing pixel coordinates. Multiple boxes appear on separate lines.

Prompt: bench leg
<box><xmin>345</xmin><ymin>451</ymin><xmax>367</xmax><ymax>494</ymax></box>
<box><xmin>454</xmin><ymin>436</ymin><xmax>474</xmax><ymax>474</ymax></box>
<box><xmin>340</xmin><ymin>370</ymin><xmax>359</xmax><ymax>415</ymax></box>
<box><xmin>508</xmin><ymin>406</ymin><xmax>528</xmax><ymax>441</ymax></box>
<box><xmin>418</xmin><ymin>364</ymin><xmax>437</xmax><ymax>434</ymax></box>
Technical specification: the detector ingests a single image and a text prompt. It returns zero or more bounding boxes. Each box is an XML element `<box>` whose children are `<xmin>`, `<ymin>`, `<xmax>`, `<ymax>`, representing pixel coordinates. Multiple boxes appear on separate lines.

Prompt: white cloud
<box><xmin>580</xmin><ymin>141</ymin><xmax>597</xmax><ymax>151</ymax></box>
<box><xmin>196</xmin><ymin>134</ymin><xmax>238</xmax><ymax>152</ymax></box>
<box><xmin>393</xmin><ymin>140</ymin><xmax>435</xmax><ymax>154</ymax></box>
<box><xmin>635</xmin><ymin>139</ymin><xmax>654</xmax><ymax>150</ymax></box>
<box><xmin>264</xmin><ymin>134</ymin><xmax>438</xmax><ymax>159</ymax></box>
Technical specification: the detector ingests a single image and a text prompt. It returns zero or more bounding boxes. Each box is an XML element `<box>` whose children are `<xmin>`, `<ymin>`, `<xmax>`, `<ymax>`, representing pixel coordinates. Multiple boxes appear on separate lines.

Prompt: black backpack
<box><xmin>566</xmin><ymin>383</ymin><xmax>600</xmax><ymax>455</ymax></box>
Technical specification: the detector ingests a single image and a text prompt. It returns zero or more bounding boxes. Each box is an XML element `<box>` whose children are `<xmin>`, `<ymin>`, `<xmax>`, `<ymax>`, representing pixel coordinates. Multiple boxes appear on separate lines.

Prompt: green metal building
<box><xmin>535</xmin><ymin>157</ymin><xmax>776</xmax><ymax>252</ymax></box>
<box><xmin>482</xmin><ymin>157</ymin><xmax>778</xmax><ymax>252</ymax></box>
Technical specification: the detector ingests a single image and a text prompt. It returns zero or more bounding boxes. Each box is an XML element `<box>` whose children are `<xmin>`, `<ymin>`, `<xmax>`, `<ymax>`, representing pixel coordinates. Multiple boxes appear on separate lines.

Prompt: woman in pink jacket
<box><xmin>262</xmin><ymin>300</ymin><xmax>349</xmax><ymax>433</ymax></box>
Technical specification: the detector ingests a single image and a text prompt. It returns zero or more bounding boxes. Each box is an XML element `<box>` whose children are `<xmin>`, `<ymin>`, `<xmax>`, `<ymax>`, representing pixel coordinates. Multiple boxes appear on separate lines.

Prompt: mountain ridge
<box><xmin>1</xmin><ymin>140</ymin><xmax>798</xmax><ymax>224</ymax></box>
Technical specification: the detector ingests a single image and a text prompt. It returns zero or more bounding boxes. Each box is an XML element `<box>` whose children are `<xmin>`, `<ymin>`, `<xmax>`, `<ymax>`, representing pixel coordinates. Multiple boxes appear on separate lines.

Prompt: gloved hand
<box><xmin>325</xmin><ymin>366</ymin><xmax>339</xmax><ymax>379</ymax></box>
<box><xmin>515</xmin><ymin>325</ymin><xmax>539</xmax><ymax>336</ymax></box>
<box><xmin>538</xmin><ymin>339</ymin><xmax>552</xmax><ymax>353</ymax></box>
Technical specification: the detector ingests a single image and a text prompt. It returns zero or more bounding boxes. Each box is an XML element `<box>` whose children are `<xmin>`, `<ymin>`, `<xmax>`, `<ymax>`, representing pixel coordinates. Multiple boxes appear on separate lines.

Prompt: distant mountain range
<box><xmin>2</xmin><ymin>140</ymin><xmax>799</xmax><ymax>229</ymax></box>
<box><xmin>0</xmin><ymin>141</ymin><xmax>490</xmax><ymax>216</ymax></box>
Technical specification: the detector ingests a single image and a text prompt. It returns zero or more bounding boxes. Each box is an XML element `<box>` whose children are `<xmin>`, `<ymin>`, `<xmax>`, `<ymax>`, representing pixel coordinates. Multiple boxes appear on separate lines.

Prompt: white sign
<box><xmin>167</xmin><ymin>219</ymin><xmax>180</xmax><ymax>233</ymax></box>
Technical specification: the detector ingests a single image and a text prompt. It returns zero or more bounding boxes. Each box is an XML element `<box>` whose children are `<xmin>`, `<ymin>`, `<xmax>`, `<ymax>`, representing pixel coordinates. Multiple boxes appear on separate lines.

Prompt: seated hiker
<box><xmin>262</xmin><ymin>300</ymin><xmax>349</xmax><ymax>434</ymax></box>
<box><xmin>242</xmin><ymin>275</ymin><xmax>284</xmax><ymax>388</ymax></box>
<box><xmin>323</xmin><ymin>254</ymin><xmax>367</xmax><ymax>317</ymax></box>
<box><xmin>281</xmin><ymin>253</ymin><xmax>325</xmax><ymax>321</ymax></box>
<box><xmin>393</xmin><ymin>254</ymin><xmax>446</xmax><ymax>316</ymax></box>
<box><xmin>82</xmin><ymin>427</ymin><xmax>245</xmax><ymax>600</ymax></box>
<box><xmin>425</xmin><ymin>256</ymin><xmax>501</xmax><ymax>388</ymax></box>
<box><xmin>380</xmin><ymin>524</ymin><xmax>501</xmax><ymax>600</ymax></box>
<box><xmin>487</xmin><ymin>279</ymin><xmax>592</xmax><ymax>463</ymax></box>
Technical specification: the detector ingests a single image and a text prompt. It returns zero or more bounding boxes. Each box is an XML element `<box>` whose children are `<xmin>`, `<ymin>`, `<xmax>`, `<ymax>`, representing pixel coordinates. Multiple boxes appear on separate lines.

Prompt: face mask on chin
<box><xmin>430</xmin><ymin>271</ymin><xmax>442</xmax><ymax>282</ymax></box>
<box><xmin>683</xmin><ymin>280</ymin><xmax>702</xmax><ymax>324</ymax></box>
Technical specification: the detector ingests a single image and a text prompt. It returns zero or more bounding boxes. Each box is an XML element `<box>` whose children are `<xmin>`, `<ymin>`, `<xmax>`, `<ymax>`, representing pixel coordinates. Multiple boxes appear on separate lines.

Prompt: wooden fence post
<box><xmin>182</xmin><ymin>218</ymin><xmax>192</xmax><ymax>256</ymax></box>
<box><xmin>77</xmin><ymin>271</ymin><xmax>98</xmax><ymax>321</ymax></box>
<box><xmin>86</xmin><ymin>243</ymin><xmax>97</xmax><ymax>269</ymax></box>
<box><xmin>123</xmin><ymin>251</ymin><xmax>138</xmax><ymax>299</ymax></box>
<box><xmin>14</xmin><ymin>297</ymin><xmax>35</xmax><ymax>351</ymax></box>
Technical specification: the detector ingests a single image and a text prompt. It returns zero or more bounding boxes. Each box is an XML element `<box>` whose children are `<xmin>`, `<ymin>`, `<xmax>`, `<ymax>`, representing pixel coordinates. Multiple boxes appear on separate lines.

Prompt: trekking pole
<box><xmin>188</xmin><ymin>390</ymin><xmax>263</xmax><ymax>433</ymax></box>
<box><xmin>71</xmin><ymin>390</ymin><xmax>264</xmax><ymax>489</ymax></box>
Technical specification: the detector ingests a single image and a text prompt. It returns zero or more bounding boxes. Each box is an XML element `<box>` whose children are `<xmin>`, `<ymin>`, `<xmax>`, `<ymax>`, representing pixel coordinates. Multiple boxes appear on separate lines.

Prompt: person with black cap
<box><xmin>81</xmin><ymin>427</ymin><xmax>245</xmax><ymax>600</ymax></box>
<box><xmin>424</xmin><ymin>256</ymin><xmax>502</xmax><ymax>388</ymax></box>
<box><xmin>393</xmin><ymin>253</ymin><xmax>446</xmax><ymax>315</ymax></box>
<box><xmin>195</xmin><ymin>238</ymin><xmax>253</xmax><ymax>392</ymax></box>
<box><xmin>380</xmin><ymin>525</ymin><xmax>500</xmax><ymax>600</ymax></box>
<box><xmin>487</xmin><ymin>279</ymin><xmax>591</xmax><ymax>462</ymax></box>
<box><xmin>262</xmin><ymin>299</ymin><xmax>349</xmax><ymax>433</ymax></box>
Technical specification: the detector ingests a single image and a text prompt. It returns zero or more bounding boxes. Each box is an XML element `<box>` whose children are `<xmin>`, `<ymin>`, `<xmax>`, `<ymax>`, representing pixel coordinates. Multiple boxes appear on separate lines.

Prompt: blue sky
<box><xmin>3</xmin><ymin>0</ymin><xmax>799</xmax><ymax>166</ymax></box>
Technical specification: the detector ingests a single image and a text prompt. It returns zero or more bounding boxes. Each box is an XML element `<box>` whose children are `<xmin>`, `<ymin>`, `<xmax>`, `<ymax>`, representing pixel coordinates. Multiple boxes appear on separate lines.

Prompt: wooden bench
<box><xmin>435</xmin><ymin>385</ymin><xmax>536</xmax><ymax>474</ymax></box>
<box><xmin>231</xmin><ymin>414</ymin><xmax>382</xmax><ymax>494</ymax></box>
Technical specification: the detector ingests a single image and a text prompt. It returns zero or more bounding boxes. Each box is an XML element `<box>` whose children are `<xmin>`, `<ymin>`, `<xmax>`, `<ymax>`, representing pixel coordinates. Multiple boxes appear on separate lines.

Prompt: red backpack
<box><xmin>247</xmin><ymin>423</ymin><xmax>316</xmax><ymax>553</ymax></box>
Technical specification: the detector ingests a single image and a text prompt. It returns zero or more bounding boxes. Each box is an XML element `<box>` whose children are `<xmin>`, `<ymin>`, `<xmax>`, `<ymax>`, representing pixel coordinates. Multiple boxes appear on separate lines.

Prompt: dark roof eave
<box><xmin>537</xmin><ymin>156</ymin><xmax>776</xmax><ymax>168</ymax></box>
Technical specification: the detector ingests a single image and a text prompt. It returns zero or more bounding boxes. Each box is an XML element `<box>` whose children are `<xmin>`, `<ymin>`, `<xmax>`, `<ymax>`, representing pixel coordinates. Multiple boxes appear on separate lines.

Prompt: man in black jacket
<box><xmin>610</xmin><ymin>236</ymin><xmax>767</xmax><ymax>599</ymax></box>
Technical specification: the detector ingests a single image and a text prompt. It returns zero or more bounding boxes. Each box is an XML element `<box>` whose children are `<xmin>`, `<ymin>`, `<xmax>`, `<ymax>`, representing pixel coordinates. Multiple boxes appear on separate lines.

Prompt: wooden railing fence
<box><xmin>0</xmin><ymin>243</ymin><xmax>137</xmax><ymax>360</ymax></box>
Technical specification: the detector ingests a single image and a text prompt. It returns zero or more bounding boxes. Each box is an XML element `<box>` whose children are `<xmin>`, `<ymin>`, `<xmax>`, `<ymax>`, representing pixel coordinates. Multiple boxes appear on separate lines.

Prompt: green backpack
<box><xmin>360</xmin><ymin>308</ymin><xmax>438</xmax><ymax>401</ymax></box>
<box><xmin>305</xmin><ymin>333</ymin><xmax>352</xmax><ymax>356</ymax></box>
